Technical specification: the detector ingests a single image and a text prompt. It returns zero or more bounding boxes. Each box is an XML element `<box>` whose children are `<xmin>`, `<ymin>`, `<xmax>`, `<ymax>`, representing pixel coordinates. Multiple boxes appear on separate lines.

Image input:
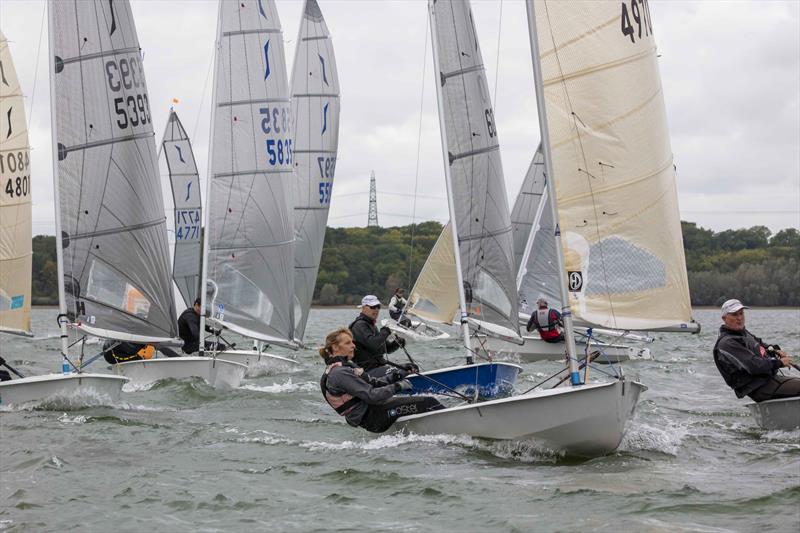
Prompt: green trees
<box><xmin>27</xmin><ymin>220</ymin><xmax>799</xmax><ymax>307</ymax></box>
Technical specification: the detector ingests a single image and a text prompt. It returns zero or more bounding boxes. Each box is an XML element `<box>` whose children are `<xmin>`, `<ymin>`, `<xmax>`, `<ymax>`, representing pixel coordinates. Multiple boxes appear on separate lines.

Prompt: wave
<box><xmin>239</xmin><ymin>378</ymin><xmax>318</xmax><ymax>394</ymax></box>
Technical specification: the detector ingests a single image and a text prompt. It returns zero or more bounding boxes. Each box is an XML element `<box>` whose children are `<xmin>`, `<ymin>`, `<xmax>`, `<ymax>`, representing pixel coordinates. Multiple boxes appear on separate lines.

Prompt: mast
<box><xmin>199</xmin><ymin>0</ymin><xmax>223</xmax><ymax>356</ymax></box>
<box><xmin>525</xmin><ymin>0</ymin><xmax>580</xmax><ymax>385</ymax></box>
<box><xmin>428</xmin><ymin>1</ymin><xmax>473</xmax><ymax>364</ymax></box>
<box><xmin>47</xmin><ymin>1</ymin><xmax>70</xmax><ymax>370</ymax></box>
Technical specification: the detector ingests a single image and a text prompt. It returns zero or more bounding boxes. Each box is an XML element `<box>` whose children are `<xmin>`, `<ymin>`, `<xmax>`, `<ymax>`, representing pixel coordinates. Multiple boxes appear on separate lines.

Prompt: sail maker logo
<box><xmin>568</xmin><ymin>271</ymin><xmax>583</xmax><ymax>292</ymax></box>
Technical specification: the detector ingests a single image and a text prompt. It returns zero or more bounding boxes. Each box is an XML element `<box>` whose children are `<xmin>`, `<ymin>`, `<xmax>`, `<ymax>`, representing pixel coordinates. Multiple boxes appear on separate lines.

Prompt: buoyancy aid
<box><xmin>532</xmin><ymin>308</ymin><xmax>562</xmax><ymax>341</ymax></box>
<box><xmin>320</xmin><ymin>357</ymin><xmax>361</xmax><ymax>416</ymax></box>
<box><xmin>103</xmin><ymin>341</ymin><xmax>155</xmax><ymax>364</ymax></box>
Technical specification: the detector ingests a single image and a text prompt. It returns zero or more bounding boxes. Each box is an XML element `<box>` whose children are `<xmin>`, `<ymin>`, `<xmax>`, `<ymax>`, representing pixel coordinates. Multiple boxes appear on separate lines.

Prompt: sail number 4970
<box><xmin>620</xmin><ymin>0</ymin><xmax>653</xmax><ymax>43</ymax></box>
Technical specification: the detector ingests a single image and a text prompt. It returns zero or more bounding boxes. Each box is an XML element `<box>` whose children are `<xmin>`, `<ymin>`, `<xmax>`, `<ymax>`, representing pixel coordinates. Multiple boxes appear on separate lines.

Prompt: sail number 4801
<box><xmin>620</xmin><ymin>0</ymin><xmax>653</xmax><ymax>43</ymax></box>
<box><xmin>1</xmin><ymin>151</ymin><xmax>30</xmax><ymax>198</ymax></box>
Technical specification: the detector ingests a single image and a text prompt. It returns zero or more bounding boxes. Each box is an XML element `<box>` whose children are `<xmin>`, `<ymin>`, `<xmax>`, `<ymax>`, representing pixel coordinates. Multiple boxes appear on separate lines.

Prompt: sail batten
<box><xmin>531</xmin><ymin>0</ymin><xmax>693</xmax><ymax>331</ymax></box>
<box><xmin>205</xmin><ymin>0</ymin><xmax>296</xmax><ymax>345</ymax></box>
<box><xmin>290</xmin><ymin>0</ymin><xmax>340</xmax><ymax>342</ymax></box>
<box><xmin>0</xmin><ymin>30</ymin><xmax>32</xmax><ymax>336</ymax></box>
<box><xmin>50</xmin><ymin>0</ymin><xmax>178</xmax><ymax>342</ymax></box>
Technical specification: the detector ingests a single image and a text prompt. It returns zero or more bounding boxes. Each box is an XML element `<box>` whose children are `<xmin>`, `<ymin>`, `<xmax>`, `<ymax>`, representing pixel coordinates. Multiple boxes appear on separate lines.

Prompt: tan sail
<box><xmin>0</xmin><ymin>30</ymin><xmax>32</xmax><ymax>336</ymax></box>
<box><xmin>532</xmin><ymin>0</ymin><xmax>692</xmax><ymax>330</ymax></box>
<box><xmin>406</xmin><ymin>222</ymin><xmax>459</xmax><ymax>326</ymax></box>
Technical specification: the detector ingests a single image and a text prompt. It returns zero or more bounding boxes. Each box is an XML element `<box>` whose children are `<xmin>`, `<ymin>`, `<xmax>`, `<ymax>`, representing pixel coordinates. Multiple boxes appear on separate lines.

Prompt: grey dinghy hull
<box><xmin>115</xmin><ymin>357</ymin><xmax>247</xmax><ymax>390</ymax></box>
<box><xmin>0</xmin><ymin>373</ymin><xmax>128</xmax><ymax>407</ymax></box>
<box><xmin>216</xmin><ymin>349</ymin><xmax>299</xmax><ymax>377</ymax></box>
<box><xmin>747</xmin><ymin>397</ymin><xmax>800</xmax><ymax>430</ymax></box>
<box><xmin>483</xmin><ymin>334</ymin><xmax>651</xmax><ymax>364</ymax></box>
<box><xmin>395</xmin><ymin>379</ymin><xmax>645</xmax><ymax>457</ymax></box>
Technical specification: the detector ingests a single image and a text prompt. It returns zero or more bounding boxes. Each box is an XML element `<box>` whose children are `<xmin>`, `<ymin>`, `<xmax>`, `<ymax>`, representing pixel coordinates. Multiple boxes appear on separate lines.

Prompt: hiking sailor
<box><xmin>713</xmin><ymin>299</ymin><xmax>800</xmax><ymax>402</ymax></box>
<box><xmin>525</xmin><ymin>297</ymin><xmax>564</xmax><ymax>343</ymax></box>
<box><xmin>319</xmin><ymin>327</ymin><xmax>443</xmax><ymax>433</ymax></box>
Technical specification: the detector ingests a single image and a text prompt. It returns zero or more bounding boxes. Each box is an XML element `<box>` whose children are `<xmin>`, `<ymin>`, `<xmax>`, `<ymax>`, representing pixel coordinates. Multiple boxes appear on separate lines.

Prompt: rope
<box><xmin>26</xmin><ymin>2</ymin><xmax>47</xmax><ymax>129</ymax></box>
<box><xmin>491</xmin><ymin>0</ymin><xmax>504</xmax><ymax>110</ymax></box>
<box><xmin>191</xmin><ymin>47</ymin><xmax>216</xmax><ymax>140</ymax></box>
<box><xmin>406</xmin><ymin>13</ymin><xmax>430</xmax><ymax>290</ymax></box>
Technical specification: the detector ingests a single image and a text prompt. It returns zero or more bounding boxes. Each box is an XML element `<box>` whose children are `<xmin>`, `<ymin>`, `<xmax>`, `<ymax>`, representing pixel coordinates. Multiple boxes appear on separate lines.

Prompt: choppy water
<box><xmin>1</xmin><ymin>308</ymin><xmax>799</xmax><ymax>532</ymax></box>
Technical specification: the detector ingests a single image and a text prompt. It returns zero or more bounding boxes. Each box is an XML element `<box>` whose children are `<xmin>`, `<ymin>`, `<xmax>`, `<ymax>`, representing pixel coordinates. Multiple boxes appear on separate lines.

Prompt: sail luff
<box><xmin>429</xmin><ymin>0</ymin><xmax>522</xmax><ymax>343</ymax></box>
<box><xmin>205</xmin><ymin>0</ymin><xmax>297</xmax><ymax>348</ymax></box>
<box><xmin>161</xmin><ymin>110</ymin><xmax>202</xmax><ymax>309</ymax></box>
<box><xmin>50</xmin><ymin>0</ymin><xmax>178</xmax><ymax>343</ymax></box>
<box><xmin>0</xmin><ymin>31</ymin><xmax>32</xmax><ymax>336</ymax></box>
<box><xmin>290</xmin><ymin>0</ymin><xmax>340</xmax><ymax>342</ymax></box>
<box><xmin>525</xmin><ymin>0</ymin><xmax>581</xmax><ymax>379</ymax></box>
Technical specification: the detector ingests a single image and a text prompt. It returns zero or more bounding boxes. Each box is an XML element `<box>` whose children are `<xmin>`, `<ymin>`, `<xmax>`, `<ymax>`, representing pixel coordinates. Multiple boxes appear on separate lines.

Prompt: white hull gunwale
<box><xmin>0</xmin><ymin>373</ymin><xmax>128</xmax><ymax>407</ymax></box>
<box><xmin>483</xmin><ymin>334</ymin><xmax>651</xmax><ymax>364</ymax></box>
<box><xmin>747</xmin><ymin>397</ymin><xmax>800</xmax><ymax>431</ymax></box>
<box><xmin>381</xmin><ymin>318</ymin><xmax>451</xmax><ymax>344</ymax></box>
<box><xmin>215</xmin><ymin>349</ymin><xmax>299</xmax><ymax>376</ymax></box>
<box><xmin>114</xmin><ymin>357</ymin><xmax>247</xmax><ymax>390</ymax></box>
<box><xmin>396</xmin><ymin>379</ymin><xmax>645</xmax><ymax>457</ymax></box>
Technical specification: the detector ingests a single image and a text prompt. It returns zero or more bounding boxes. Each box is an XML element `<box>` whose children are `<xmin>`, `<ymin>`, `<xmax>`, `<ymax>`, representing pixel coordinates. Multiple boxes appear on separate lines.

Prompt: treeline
<box><xmin>29</xmin><ymin>221</ymin><xmax>800</xmax><ymax>307</ymax></box>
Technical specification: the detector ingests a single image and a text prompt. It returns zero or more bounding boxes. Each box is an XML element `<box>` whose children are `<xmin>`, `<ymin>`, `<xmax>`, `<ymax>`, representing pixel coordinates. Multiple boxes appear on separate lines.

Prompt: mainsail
<box><xmin>531</xmin><ymin>0</ymin><xmax>692</xmax><ymax>330</ymax></box>
<box><xmin>429</xmin><ymin>0</ymin><xmax>520</xmax><ymax>341</ymax></box>
<box><xmin>204</xmin><ymin>0</ymin><xmax>296</xmax><ymax>346</ymax></box>
<box><xmin>406</xmin><ymin>222</ymin><xmax>459</xmax><ymax>325</ymax></box>
<box><xmin>511</xmin><ymin>146</ymin><xmax>561</xmax><ymax>315</ymax></box>
<box><xmin>50</xmin><ymin>0</ymin><xmax>178</xmax><ymax>342</ymax></box>
<box><xmin>161</xmin><ymin>110</ymin><xmax>201</xmax><ymax>309</ymax></box>
<box><xmin>0</xmin><ymin>30</ymin><xmax>32</xmax><ymax>336</ymax></box>
<box><xmin>290</xmin><ymin>0</ymin><xmax>340</xmax><ymax>343</ymax></box>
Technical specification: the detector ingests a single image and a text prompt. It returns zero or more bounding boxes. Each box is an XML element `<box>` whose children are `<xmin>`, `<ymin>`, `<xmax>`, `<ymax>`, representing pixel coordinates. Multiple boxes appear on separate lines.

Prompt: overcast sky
<box><xmin>2</xmin><ymin>0</ymin><xmax>798</xmax><ymax>235</ymax></box>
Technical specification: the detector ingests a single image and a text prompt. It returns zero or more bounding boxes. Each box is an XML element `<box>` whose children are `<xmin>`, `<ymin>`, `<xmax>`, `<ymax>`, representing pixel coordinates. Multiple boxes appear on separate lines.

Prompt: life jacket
<box><xmin>103</xmin><ymin>341</ymin><xmax>155</xmax><ymax>364</ymax></box>
<box><xmin>532</xmin><ymin>308</ymin><xmax>562</xmax><ymax>341</ymax></box>
<box><xmin>320</xmin><ymin>359</ymin><xmax>361</xmax><ymax>416</ymax></box>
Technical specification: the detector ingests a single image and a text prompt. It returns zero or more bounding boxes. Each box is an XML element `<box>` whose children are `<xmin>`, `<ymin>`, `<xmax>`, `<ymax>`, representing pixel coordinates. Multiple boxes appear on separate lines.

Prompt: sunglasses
<box><xmin>368</xmin><ymin>304</ymin><xmax>381</xmax><ymax>310</ymax></box>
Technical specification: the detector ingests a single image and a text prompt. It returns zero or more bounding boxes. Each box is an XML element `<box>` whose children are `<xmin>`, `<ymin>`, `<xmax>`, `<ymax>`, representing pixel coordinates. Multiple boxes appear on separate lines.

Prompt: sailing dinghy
<box><xmin>747</xmin><ymin>398</ymin><xmax>800</xmax><ymax>431</ymax></box>
<box><xmin>484</xmin><ymin>147</ymin><xmax>652</xmax><ymax>363</ymax></box>
<box><xmin>392</xmin><ymin>0</ymin><xmax>526</xmax><ymax>399</ymax></box>
<box><xmin>398</xmin><ymin>0</ymin><xmax>673</xmax><ymax>456</ymax></box>
<box><xmin>200</xmin><ymin>0</ymin><xmax>301</xmax><ymax>373</ymax></box>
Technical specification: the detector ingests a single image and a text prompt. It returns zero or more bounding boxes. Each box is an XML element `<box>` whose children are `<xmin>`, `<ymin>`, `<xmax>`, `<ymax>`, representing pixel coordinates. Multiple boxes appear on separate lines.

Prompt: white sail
<box><xmin>429</xmin><ymin>0</ymin><xmax>521</xmax><ymax>342</ymax></box>
<box><xmin>0</xmin><ymin>30</ymin><xmax>32</xmax><ymax>336</ymax></box>
<box><xmin>531</xmin><ymin>0</ymin><xmax>692</xmax><ymax>331</ymax></box>
<box><xmin>50</xmin><ymin>0</ymin><xmax>178</xmax><ymax>343</ymax></box>
<box><xmin>511</xmin><ymin>145</ymin><xmax>562</xmax><ymax>316</ymax></box>
<box><xmin>406</xmin><ymin>222</ymin><xmax>459</xmax><ymax>325</ymax></box>
<box><xmin>161</xmin><ymin>110</ymin><xmax>201</xmax><ymax>309</ymax></box>
<box><xmin>204</xmin><ymin>0</ymin><xmax>296</xmax><ymax>347</ymax></box>
<box><xmin>290</xmin><ymin>0</ymin><xmax>340</xmax><ymax>343</ymax></box>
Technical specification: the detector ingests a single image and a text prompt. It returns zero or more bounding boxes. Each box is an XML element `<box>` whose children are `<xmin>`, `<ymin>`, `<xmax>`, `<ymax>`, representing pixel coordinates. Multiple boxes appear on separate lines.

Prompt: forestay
<box><xmin>429</xmin><ymin>0</ymin><xmax>520</xmax><ymax>340</ymax></box>
<box><xmin>161</xmin><ymin>110</ymin><xmax>201</xmax><ymax>309</ymax></box>
<box><xmin>290</xmin><ymin>0</ymin><xmax>340</xmax><ymax>343</ymax></box>
<box><xmin>532</xmin><ymin>0</ymin><xmax>692</xmax><ymax>330</ymax></box>
<box><xmin>205</xmin><ymin>0</ymin><xmax>296</xmax><ymax>346</ymax></box>
<box><xmin>50</xmin><ymin>0</ymin><xmax>178</xmax><ymax>342</ymax></box>
<box><xmin>0</xmin><ymin>31</ymin><xmax>32</xmax><ymax>336</ymax></box>
<box><xmin>406</xmin><ymin>222</ymin><xmax>459</xmax><ymax>325</ymax></box>
<box><xmin>511</xmin><ymin>146</ymin><xmax>561</xmax><ymax>315</ymax></box>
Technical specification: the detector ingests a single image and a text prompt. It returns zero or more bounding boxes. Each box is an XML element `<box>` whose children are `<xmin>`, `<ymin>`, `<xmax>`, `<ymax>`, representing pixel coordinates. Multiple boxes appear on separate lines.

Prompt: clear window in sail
<box><xmin>473</xmin><ymin>268</ymin><xmax>512</xmax><ymax>317</ymax></box>
<box><xmin>218</xmin><ymin>265</ymin><xmax>274</xmax><ymax>323</ymax></box>
<box><xmin>86</xmin><ymin>259</ymin><xmax>151</xmax><ymax>319</ymax></box>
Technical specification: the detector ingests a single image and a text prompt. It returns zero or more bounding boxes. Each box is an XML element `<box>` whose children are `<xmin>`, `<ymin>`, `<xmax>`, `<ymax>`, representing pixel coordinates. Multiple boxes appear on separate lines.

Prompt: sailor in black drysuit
<box><xmin>319</xmin><ymin>328</ymin><xmax>443</xmax><ymax>433</ymax></box>
<box><xmin>177</xmin><ymin>298</ymin><xmax>227</xmax><ymax>354</ymax></box>
<box><xmin>713</xmin><ymin>299</ymin><xmax>800</xmax><ymax>402</ymax></box>
<box><xmin>349</xmin><ymin>295</ymin><xmax>414</xmax><ymax>378</ymax></box>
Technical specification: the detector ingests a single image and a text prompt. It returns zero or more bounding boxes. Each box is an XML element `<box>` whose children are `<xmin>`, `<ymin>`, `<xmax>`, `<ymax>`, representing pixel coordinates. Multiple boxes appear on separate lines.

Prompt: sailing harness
<box><xmin>320</xmin><ymin>357</ymin><xmax>361</xmax><ymax>416</ymax></box>
<box><xmin>531</xmin><ymin>308</ymin><xmax>562</xmax><ymax>341</ymax></box>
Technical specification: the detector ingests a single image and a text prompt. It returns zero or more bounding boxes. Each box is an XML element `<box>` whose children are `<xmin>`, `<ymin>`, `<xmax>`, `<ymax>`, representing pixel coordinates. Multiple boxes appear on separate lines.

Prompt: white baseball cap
<box><xmin>361</xmin><ymin>295</ymin><xmax>382</xmax><ymax>307</ymax></box>
<box><xmin>721</xmin><ymin>299</ymin><xmax>748</xmax><ymax>316</ymax></box>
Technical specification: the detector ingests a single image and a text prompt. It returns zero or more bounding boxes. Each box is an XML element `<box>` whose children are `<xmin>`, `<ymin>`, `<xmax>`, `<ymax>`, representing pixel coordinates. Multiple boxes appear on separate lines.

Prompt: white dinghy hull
<box><xmin>483</xmin><ymin>335</ymin><xmax>651</xmax><ymax>364</ymax></box>
<box><xmin>0</xmin><ymin>373</ymin><xmax>128</xmax><ymax>407</ymax></box>
<box><xmin>747</xmin><ymin>397</ymin><xmax>800</xmax><ymax>430</ymax></box>
<box><xmin>396</xmin><ymin>379</ymin><xmax>645</xmax><ymax>457</ymax></box>
<box><xmin>381</xmin><ymin>319</ymin><xmax>451</xmax><ymax>344</ymax></box>
<box><xmin>115</xmin><ymin>357</ymin><xmax>247</xmax><ymax>390</ymax></box>
<box><xmin>216</xmin><ymin>349</ymin><xmax>299</xmax><ymax>377</ymax></box>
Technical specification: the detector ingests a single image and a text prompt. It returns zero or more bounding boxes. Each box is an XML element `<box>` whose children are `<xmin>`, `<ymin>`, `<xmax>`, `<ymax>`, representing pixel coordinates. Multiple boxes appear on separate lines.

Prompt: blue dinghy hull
<box><xmin>406</xmin><ymin>362</ymin><xmax>522</xmax><ymax>399</ymax></box>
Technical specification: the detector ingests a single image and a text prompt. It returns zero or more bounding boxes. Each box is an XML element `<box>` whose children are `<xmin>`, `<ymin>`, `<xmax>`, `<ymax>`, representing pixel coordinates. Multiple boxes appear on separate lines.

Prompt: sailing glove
<box><xmin>394</xmin><ymin>379</ymin><xmax>413</xmax><ymax>393</ymax></box>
